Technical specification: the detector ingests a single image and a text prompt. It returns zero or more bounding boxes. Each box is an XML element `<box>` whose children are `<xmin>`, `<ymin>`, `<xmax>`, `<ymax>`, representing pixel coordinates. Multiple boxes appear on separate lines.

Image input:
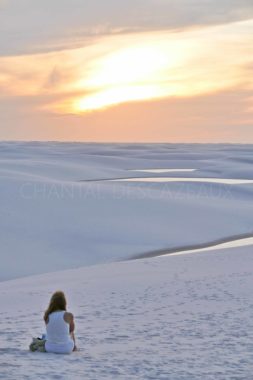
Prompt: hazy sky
<box><xmin>1</xmin><ymin>0</ymin><xmax>253</xmax><ymax>142</ymax></box>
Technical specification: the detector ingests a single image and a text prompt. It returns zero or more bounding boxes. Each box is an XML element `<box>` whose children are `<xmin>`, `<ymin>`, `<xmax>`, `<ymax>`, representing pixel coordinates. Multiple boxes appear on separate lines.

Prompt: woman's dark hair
<box><xmin>44</xmin><ymin>291</ymin><xmax>67</xmax><ymax>322</ymax></box>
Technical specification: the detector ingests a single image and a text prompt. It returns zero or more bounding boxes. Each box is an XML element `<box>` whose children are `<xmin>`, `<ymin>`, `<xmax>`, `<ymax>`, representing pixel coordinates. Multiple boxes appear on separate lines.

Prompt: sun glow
<box><xmin>1</xmin><ymin>19</ymin><xmax>252</xmax><ymax>115</ymax></box>
<box><xmin>73</xmin><ymin>82</ymin><xmax>175</xmax><ymax>113</ymax></box>
<box><xmin>79</xmin><ymin>45</ymin><xmax>172</xmax><ymax>88</ymax></box>
<box><xmin>69</xmin><ymin>20</ymin><xmax>253</xmax><ymax>113</ymax></box>
<box><xmin>71</xmin><ymin>42</ymin><xmax>183</xmax><ymax>112</ymax></box>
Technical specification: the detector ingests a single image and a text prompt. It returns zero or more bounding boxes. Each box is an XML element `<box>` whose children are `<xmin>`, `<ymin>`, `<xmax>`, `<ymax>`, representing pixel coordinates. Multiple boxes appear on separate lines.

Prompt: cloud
<box><xmin>0</xmin><ymin>8</ymin><xmax>252</xmax><ymax>143</ymax></box>
<box><xmin>0</xmin><ymin>0</ymin><xmax>7</xmax><ymax>8</ymax></box>
<box><xmin>0</xmin><ymin>0</ymin><xmax>253</xmax><ymax>55</ymax></box>
<box><xmin>0</xmin><ymin>88</ymin><xmax>252</xmax><ymax>143</ymax></box>
<box><xmin>44</xmin><ymin>67</ymin><xmax>65</xmax><ymax>89</ymax></box>
<box><xmin>1</xmin><ymin>19</ymin><xmax>252</xmax><ymax>115</ymax></box>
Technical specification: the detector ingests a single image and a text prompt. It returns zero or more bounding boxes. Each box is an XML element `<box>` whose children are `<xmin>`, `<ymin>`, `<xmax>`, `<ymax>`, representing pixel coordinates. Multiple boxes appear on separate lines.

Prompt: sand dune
<box><xmin>0</xmin><ymin>142</ymin><xmax>253</xmax><ymax>281</ymax></box>
<box><xmin>0</xmin><ymin>244</ymin><xmax>252</xmax><ymax>379</ymax></box>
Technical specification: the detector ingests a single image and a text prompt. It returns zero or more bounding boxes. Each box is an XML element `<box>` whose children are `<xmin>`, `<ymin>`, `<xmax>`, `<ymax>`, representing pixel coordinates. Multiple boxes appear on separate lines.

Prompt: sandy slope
<box><xmin>0</xmin><ymin>142</ymin><xmax>253</xmax><ymax>280</ymax></box>
<box><xmin>1</xmin><ymin>142</ymin><xmax>253</xmax><ymax>378</ymax></box>
<box><xmin>0</xmin><ymin>245</ymin><xmax>252</xmax><ymax>379</ymax></box>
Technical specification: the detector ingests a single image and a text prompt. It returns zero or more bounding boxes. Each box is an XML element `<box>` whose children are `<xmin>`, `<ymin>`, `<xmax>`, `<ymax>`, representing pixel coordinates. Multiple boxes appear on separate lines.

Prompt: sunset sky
<box><xmin>0</xmin><ymin>0</ymin><xmax>253</xmax><ymax>142</ymax></box>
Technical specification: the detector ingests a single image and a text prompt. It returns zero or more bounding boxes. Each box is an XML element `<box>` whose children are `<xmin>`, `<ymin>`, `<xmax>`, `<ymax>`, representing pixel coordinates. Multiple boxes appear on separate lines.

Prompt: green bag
<box><xmin>29</xmin><ymin>337</ymin><xmax>46</xmax><ymax>352</ymax></box>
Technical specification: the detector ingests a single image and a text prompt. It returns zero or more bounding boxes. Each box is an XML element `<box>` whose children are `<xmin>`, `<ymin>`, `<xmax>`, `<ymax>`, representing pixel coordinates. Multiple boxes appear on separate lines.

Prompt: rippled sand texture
<box><xmin>0</xmin><ymin>244</ymin><xmax>252</xmax><ymax>379</ymax></box>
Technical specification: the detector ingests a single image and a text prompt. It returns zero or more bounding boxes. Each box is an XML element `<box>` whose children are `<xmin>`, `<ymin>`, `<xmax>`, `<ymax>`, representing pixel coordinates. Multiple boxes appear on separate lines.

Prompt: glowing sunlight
<box><xmin>1</xmin><ymin>19</ymin><xmax>253</xmax><ymax>116</ymax></box>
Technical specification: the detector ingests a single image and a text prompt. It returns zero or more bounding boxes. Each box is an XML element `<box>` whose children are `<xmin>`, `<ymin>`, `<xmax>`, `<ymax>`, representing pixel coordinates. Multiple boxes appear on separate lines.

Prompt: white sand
<box><xmin>1</xmin><ymin>142</ymin><xmax>253</xmax><ymax>378</ymax></box>
<box><xmin>0</xmin><ymin>142</ymin><xmax>253</xmax><ymax>280</ymax></box>
<box><xmin>0</xmin><ymin>245</ymin><xmax>252</xmax><ymax>379</ymax></box>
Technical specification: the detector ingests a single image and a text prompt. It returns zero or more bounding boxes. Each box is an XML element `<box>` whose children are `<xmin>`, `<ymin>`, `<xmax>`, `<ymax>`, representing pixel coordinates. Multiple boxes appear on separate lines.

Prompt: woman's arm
<box><xmin>64</xmin><ymin>312</ymin><xmax>75</xmax><ymax>331</ymax></box>
<box><xmin>64</xmin><ymin>312</ymin><xmax>77</xmax><ymax>350</ymax></box>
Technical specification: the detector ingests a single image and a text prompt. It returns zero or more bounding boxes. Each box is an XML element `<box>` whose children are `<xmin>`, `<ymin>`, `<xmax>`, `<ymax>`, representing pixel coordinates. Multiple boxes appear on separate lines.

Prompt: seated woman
<box><xmin>44</xmin><ymin>291</ymin><xmax>77</xmax><ymax>354</ymax></box>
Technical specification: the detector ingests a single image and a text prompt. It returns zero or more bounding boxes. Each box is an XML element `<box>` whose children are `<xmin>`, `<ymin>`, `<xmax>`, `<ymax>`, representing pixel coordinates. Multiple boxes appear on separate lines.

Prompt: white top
<box><xmin>46</xmin><ymin>311</ymin><xmax>72</xmax><ymax>344</ymax></box>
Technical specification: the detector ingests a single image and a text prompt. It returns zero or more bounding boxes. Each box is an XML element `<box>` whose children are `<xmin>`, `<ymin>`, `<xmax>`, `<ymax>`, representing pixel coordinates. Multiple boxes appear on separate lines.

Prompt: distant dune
<box><xmin>0</xmin><ymin>142</ymin><xmax>253</xmax><ymax>280</ymax></box>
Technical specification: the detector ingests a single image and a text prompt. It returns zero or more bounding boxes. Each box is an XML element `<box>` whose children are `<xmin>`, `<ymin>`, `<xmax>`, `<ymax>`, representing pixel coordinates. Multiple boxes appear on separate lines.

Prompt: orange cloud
<box><xmin>0</xmin><ymin>19</ymin><xmax>252</xmax><ymax>116</ymax></box>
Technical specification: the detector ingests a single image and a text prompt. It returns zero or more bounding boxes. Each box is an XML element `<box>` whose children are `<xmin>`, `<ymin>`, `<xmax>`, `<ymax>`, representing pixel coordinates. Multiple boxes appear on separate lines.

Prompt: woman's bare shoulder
<box><xmin>63</xmin><ymin>311</ymin><xmax>74</xmax><ymax>323</ymax></box>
